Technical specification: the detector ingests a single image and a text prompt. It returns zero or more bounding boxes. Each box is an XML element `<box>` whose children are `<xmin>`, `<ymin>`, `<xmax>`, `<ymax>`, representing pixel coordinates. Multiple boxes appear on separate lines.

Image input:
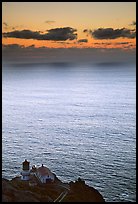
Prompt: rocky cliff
<box><xmin>2</xmin><ymin>176</ymin><xmax>105</xmax><ymax>202</ymax></box>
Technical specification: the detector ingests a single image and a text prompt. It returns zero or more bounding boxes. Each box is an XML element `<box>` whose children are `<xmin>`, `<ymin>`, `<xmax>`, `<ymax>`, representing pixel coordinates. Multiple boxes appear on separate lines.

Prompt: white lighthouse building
<box><xmin>21</xmin><ymin>159</ymin><xmax>30</xmax><ymax>180</ymax></box>
<box><xmin>36</xmin><ymin>164</ymin><xmax>55</xmax><ymax>183</ymax></box>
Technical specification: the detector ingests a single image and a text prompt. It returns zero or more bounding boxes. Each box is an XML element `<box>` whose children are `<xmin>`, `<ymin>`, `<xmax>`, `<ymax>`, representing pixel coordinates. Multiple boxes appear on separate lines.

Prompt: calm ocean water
<box><xmin>2</xmin><ymin>62</ymin><xmax>136</xmax><ymax>202</ymax></box>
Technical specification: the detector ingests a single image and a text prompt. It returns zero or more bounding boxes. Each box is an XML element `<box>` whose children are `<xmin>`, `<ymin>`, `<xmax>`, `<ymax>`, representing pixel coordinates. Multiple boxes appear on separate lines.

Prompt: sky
<box><xmin>2</xmin><ymin>2</ymin><xmax>136</xmax><ymax>63</ymax></box>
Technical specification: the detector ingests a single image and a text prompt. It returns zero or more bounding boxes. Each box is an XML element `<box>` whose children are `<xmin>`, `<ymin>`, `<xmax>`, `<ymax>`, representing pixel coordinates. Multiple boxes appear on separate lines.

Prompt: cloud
<box><xmin>55</xmin><ymin>41</ymin><xmax>71</xmax><ymax>44</ymax></box>
<box><xmin>3</xmin><ymin>22</ymin><xmax>23</xmax><ymax>31</ymax></box>
<box><xmin>45</xmin><ymin>27</ymin><xmax>77</xmax><ymax>41</ymax></box>
<box><xmin>2</xmin><ymin>44</ymin><xmax>25</xmax><ymax>49</ymax></box>
<box><xmin>84</xmin><ymin>28</ymin><xmax>136</xmax><ymax>39</ymax></box>
<box><xmin>126</xmin><ymin>45</ymin><xmax>134</xmax><ymax>48</ymax></box>
<box><xmin>12</xmin><ymin>26</ymin><xmax>18</xmax><ymax>30</ymax></box>
<box><xmin>3</xmin><ymin>22</ymin><xmax>9</xmax><ymax>30</ymax></box>
<box><xmin>2</xmin><ymin>44</ymin><xmax>136</xmax><ymax>65</ymax></box>
<box><xmin>3</xmin><ymin>30</ymin><xmax>41</xmax><ymax>39</ymax></box>
<box><xmin>27</xmin><ymin>44</ymin><xmax>35</xmax><ymax>48</ymax></box>
<box><xmin>94</xmin><ymin>42</ymin><xmax>112</xmax><ymax>45</ymax></box>
<box><xmin>131</xmin><ymin>21</ymin><xmax>136</xmax><ymax>26</ymax></box>
<box><xmin>45</xmin><ymin>20</ymin><xmax>55</xmax><ymax>24</ymax></box>
<box><xmin>78</xmin><ymin>39</ymin><xmax>88</xmax><ymax>43</ymax></box>
<box><xmin>3</xmin><ymin>27</ymin><xmax>77</xmax><ymax>41</ymax></box>
<box><xmin>115</xmin><ymin>42</ymin><xmax>130</xmax><ymax>45</ymax></box>
<box><xmin>3</xmin><ymin>22</ymin><xmax>8</xmax><ymax>27</ymax></box>
<box><xmin>83</xmin><ymin>29</ymin><xmax>88</xmax><ymax>33</ymax></box>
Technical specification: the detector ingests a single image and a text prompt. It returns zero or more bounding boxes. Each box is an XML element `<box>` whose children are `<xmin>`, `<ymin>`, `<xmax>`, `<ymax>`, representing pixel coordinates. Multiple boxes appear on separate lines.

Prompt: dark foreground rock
<box><xmin>2</xmin><ymin>177</ymin><xmax>105</xmax><ymax>202</ymax></box>
<box><xmin>66</xmin><ymin>178</ymin><xmax>105</xmax><ymax>202</ymax></box>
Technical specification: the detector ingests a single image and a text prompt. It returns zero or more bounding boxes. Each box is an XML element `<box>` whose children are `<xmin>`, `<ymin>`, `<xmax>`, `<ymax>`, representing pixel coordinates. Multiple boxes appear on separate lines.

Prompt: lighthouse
<box><xmin>21</xmin><ymin>159</ymin><xmax>30</xmax><ymax>180</ymax></box>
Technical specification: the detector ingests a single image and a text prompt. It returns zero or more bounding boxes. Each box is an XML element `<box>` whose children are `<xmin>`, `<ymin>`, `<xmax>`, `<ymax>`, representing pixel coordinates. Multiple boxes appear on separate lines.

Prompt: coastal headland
<box><xmin>2</xmin><ymin>175</ymin><xmax>105</xmax><ymax>202</ymax></box>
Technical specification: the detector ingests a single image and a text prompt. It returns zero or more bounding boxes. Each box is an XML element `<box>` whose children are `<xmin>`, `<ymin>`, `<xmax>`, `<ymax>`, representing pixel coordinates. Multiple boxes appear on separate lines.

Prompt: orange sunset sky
<box><xmin>2</xmin><ymin>2</ymin><xmax>136</xmax><ymax>49</ymax></box>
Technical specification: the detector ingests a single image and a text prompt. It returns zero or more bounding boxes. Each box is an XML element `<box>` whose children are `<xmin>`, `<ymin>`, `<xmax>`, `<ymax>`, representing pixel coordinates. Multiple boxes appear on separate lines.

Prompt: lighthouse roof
<box><xmin>37</xmin><ymin>165</ymin><xmax>53</xmax><ymax>177</ymax></box>
<box><xmin>22</xmin><ymin>159</ymin><xmax>30</xmax><ymax>164</ymax></box>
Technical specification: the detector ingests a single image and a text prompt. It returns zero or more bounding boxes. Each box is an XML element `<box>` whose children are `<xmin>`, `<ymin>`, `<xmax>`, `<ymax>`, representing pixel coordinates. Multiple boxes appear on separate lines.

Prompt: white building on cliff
<box><xmin>35</xmin><ymin>164</ymin><xmax>55</xmax><ymax>183</ymax></box>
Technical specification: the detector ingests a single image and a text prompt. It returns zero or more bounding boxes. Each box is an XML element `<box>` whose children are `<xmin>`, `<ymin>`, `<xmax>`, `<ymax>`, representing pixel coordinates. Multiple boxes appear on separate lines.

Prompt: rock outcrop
<box><xmin>2</xmin><ymin>176</ymin><xmax>105</xmax><ymax>202</ymax></box>
<box><xmin>66</xmin><ymin>178</ymin><xmax>105</xmax><ymax>202</ymax></box>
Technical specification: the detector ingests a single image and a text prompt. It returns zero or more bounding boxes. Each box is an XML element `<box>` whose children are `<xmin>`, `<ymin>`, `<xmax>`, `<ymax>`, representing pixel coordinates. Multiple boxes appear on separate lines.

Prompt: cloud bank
<box><xmin>3</xmin><ymin>27</ymin><xmax>77</xmax><ymax>41</ymax></box>
<box><xmin>2</xmin><ymin>44</ymin><xmax>136</xmax><ymax>65</ymax></box>
<box><xmin>78</xmin><ymin>39</ymin><xmax>88</xmax><ymax>43</ymax></box>
<box><xmin>84</xmin><ymin>28</ymin><xmax>136</xmax><ymax>39</ymax></box>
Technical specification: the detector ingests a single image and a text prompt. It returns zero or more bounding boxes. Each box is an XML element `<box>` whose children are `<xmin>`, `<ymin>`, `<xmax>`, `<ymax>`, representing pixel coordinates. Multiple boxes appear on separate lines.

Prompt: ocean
<box><xmin>2</xmin><ymin>62</ymin><xmax>136</xmax><ymax>202</ymax></box>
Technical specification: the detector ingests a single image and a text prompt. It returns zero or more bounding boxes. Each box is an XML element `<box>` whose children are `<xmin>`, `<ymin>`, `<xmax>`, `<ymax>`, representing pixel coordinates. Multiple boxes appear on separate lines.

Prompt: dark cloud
<box><xmin>115</xmin><ymin>42</ymin><xmax>130</xmax><ymax>45</ymax></box>
<box><xmin>45</xmin><ymin>27</ymin><xmax>77</xmax><ymax>41</ymax></box>
<box><xmin>84</xmin><ymin>28</ymin><xmax>136</xmax><ymax>39</ymax></box>
<box><xmin>3</xmin><ymin>22</ymin><xmax>8</xmax><ymax>27</ymax></box>
<box><xmin>2</xmin><ymin>44</ymin><xmax>25</xmax><ymax>49</ymax></box>
<box><xmin>45</xmin><ymin>20</ymin><xmax>55</xmax><ymax>24</ymax></box>
<box><xmin>55</xmin><ymin>41</ymin><xmax>71</xmax><ymax>44</ymax></box>
<box><xmin>92</xmin><ymin>28</ymin><xmax>136</xmax><ymax>39</ymax></box>
<box><xmin>93</xmin><ymin>42</ymin><xmax>134</xmax><ymax>47</ymax></box>
<box><xmin>12</xmin><ymin>26</ymin><xmax>18</xmax><ymax>30</ymax></box>
<box><xmin>78</xmin><ymin>39</ymin><xmax>88</xmax><ymax>43</ymax></box>
<box><xmin>94</xmin><ymin>43</ymin><xmax>101</xmax><ymax>45</ymax></box>
<box><xmin>3</xmin><ymin>22</ymin><xmax>10</xmax><ymax>30</ymax></box>
<box><xmin>94</xmin><ymin>42</ymin><xmax>112</xmax><ymax>45</ymax></box>
<box><xmin>83</xmin><ymin>29</ymin><xmax>88</xmax><ymax>33</ymax></box>
<box><xmin>3</xmin><ymin>27</ymin><xmax>77</xmax><ymax>41</ymax></box>
<box><xmin>27</xmin><ymin>44</ymin><xmax>35</xmax><ymax>48</ymax></box>
<box><xmin>3</xmin><ymin>22</ymin><xmax>17</xmax><ymax>30</ymax></box>
<box><xmin>131</xmin><ymin>21</ymin><xmax>136</xmax><ymax>26</ymax></box>
<box><xmin>3</xmin><ymin>30</ymin><xmax>42</xmax><ymax>39</ymax></box>
<box><xmin>123</xmin><ymin>44</ymin><xmax>134</xmax><ymax>49</ymax></box>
